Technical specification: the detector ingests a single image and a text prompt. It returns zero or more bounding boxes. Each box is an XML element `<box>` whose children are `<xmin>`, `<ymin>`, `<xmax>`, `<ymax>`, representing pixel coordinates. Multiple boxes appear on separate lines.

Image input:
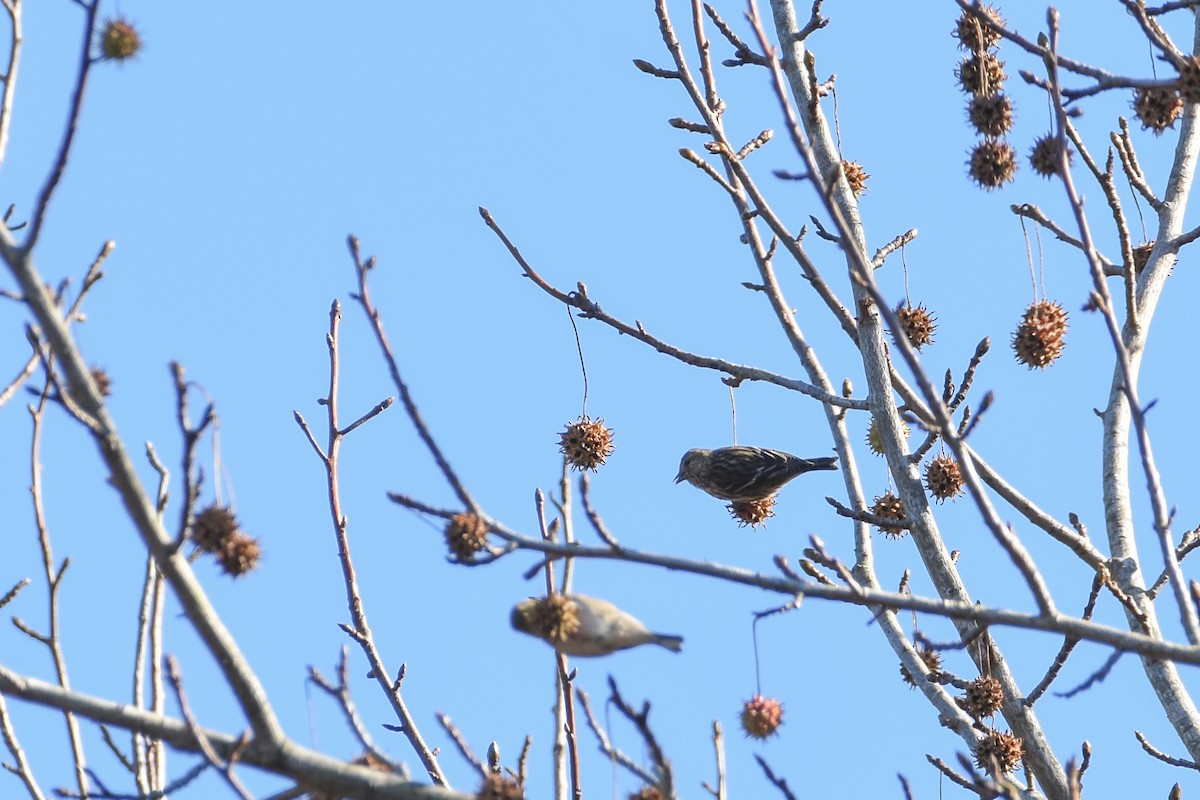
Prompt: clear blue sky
<box><xmin>2</xmin><ymin>2</ymin><xmax>1199</xmax><ymax>798</ymax></box>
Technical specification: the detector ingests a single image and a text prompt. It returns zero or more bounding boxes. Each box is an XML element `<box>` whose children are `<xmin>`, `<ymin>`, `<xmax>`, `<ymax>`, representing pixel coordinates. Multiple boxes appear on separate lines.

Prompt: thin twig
<box><xmin>0</xmin><ymin>0</ymin><xmax>23</xmax><ymax>169</ymax></box>
<box><xmin>1135</xmin><ymin>730</ymin><xmax>1199</xmax><ymax>769</ymax></box>
<box><xmin>24</xmin><ymin>1</ymin><xmax>99</xmax><ymax>250</ymax></box>
<box><xmin>556</xmin><ymin>655</ymin><xmax>582</xmax><ymax>800</ymax></box>
<box><xmin>27</xmin><ymin>381</ymin><xmax>88</xmax><ymax>796</ymax></box>
<box><xmin>1112</xmin><ymin>118</ymin><xmax>1162</xmax><ymax>210</ymax></box>
<box><xmin>579</xmin><ymin>473</ymin><xmax>619</xmax><ymax>548</ymax></box>
<box><xmin>295</xmin><ymin>298</ymin><xmax>446</xmax><ymax>785</ymax></box>
<box><xmin>435</xmin><ymin>715</ymin><xmax>488</xmax><ymax>780</ymax></box>
<box><xmin>575</xmin><ymin>688</ymin><xmax>657</xmax><ymax>788</ymax></box>
<box><xmin>479</xmin><ymin>208</ymin><xmax>864</xmax><ymax>409</ymax></box>
<box><xmin>753</xmin><ymin>756</ymin><xmax>798</xmax><ymax>800</ymax></box>
<box><xmin>1010</xmin><ymin>203</ymin><xmax>1119</xmax><ymax>273</ymax></box>
<box><xmin>308</xmin><ymin>649</ymin><xmax>408</xmax><ymax>779</ymax></box>
<box><xmin>871</xmin><ymin>229</ymin><xmax>918</xmax><ymax>269</ymax></box>
<box><xmin>0</xmin><ymin>690</ymin><xmax>45</xmax><ymax>800</ymax></box>
<box><xmin>1055</xmin><ymin>650</ymin><xmax>1124</xmax><ymax>699</ymax></box>
<box><xmin>607</xmin><ymin>677</ymin><xmax>674</xmax><ymax>798</ymax></box>
<box><xmin>348</xmin><ymin>236</ymin><xmax>478</xmax><ymax>514</ymax></box>
<box><xmin>703</xmin><ymin>3</ymin><xmax>766</xmax><ymax>66</ymax></box>
<box><xmin>1027</xmin><ymin>575</ymin><xmax>1104</xmax><ymax>705</ymax></box>
<box><xmin>825</xmin><ymin>496</ymin><xmax>912</xmax><ymax>533</ymax></box>
<box><xmin>165</xmin><ymin>657</ymin><xmax>254</xmax><ymax>800</ymax></box>
<box><xmin>925</xmin><ymin>755</ymin><xmax>976</xmax><ymax>792</ymax></box>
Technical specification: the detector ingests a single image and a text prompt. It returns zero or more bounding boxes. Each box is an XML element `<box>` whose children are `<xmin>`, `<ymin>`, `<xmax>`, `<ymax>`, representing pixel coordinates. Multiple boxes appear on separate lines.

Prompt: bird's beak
<box><xmin>674</xmin><ymin>470</ymin><xmax>685</xmax><ymax>484</ymax></box>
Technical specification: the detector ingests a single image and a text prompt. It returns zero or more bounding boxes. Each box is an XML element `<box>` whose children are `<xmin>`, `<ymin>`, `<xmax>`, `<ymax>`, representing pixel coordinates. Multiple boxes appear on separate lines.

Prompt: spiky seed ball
<box><xmin>925</xmin><ymin>455</ymin><xmax>965</xmax><ymax>502</ymax></box>
<box><xmin>90</xmin><ymin>367</ymin><xmax>112</xmax><ymax>397</ymax></box>
<box><xmin>217</xmin><ymin>533</ymin><xmax>262</xmax><ymax>578</ymax></box>
<box><xmin>1181</xmin><ymin>56</ymin><xmax>1200</xmax><ymax>104</ymax></box>
<box><xmin>953</xmin><ymin>3</ymin><xmax>1005</xmax><ymax>52</ymax></box>
<box><xmin>956</xmin><ymin>53</ymin><xmax>1006</xmax><ymax>95</ymax></box>
<box><xmin>900</xmin><ymin>647</ymin><xmax>942</xmax><ymax>688</ymax></box>
<box><xmin>518</xmin><ymin>595</ymin><xmax>581</xmax><ymax>643</ymax></box>
<box><xmin>871</xmin><ymin>492</ymin><xmax>907</xmax><ymax>538</ymax></box>
<box><xmin>445</xmin><ymin>512</ymin><xmax>489</xmax><ymax>561</ymax></box>
<box><xmin>1029</xmin><ymin>134</ymin><xmax>1072</xmax><ymax>178</ymax></box>
<box><xmin>968</xmin><ymin>139</ymin><xmax>1017</xmax><ymax>190</ymax></box>
<box><xmin>964</xmin><ymin>676</ymin><xmax>1004</xmax><ymax>719</ymax></box>
<box><xmin>1132</xmin><ymin>240</ymin><xmax>1155</xmax><ymax>273</ymax></box>
<box><xmin>1134</xmin><ymin>87</ymin><xmax>1183</xmax><ymax>135</ymax></box>
<box><xmin>842</xmin><ymin>160</ymin><xmax>869</xmax><ymax>196</ymax></box>
<box><xmin>896</xmin><ymin>304</ymin><xmax>937</xmax><ymax>350</ymax></box>
<box><xmin>1012</xmin><ymin>300</ymin><xmax>1068</xmax><ymax>369</ymax></box>
<box><xmin>478</xmin><ymin>773</ymin><xmax>525</xmax><ymax>800</ymax></box>
<box><xmin>192</xmin><ymin>504</ymin><xmax>240</xmax><ymax>553</ymax></box>
<box><xmin>100</xmin><ymin>17</ymin><xmax>142</xmax><ymax>61</ymax></box>
<box><xmin>866</xmin><ymin>419</ymin><xmax>884</xmax><ymax>456</ymax></box>
<box><xmin>728</xmin><ymin>497</ymin><xmax>776</xmax><ymax>528</ymax></box>
<box><xmin>628</xmin><ymin>787</ymin><xmax>664</xmax><ymax>800</ymax></box>
<box><xmin>740</xmin><ymin>695</ymin><xmax>784</xmax><ymax>739</ymax></box>
<box><xmin>866</xmin><ymin>417</ymin><xmax>910</xmax><ymax>457</ymax></box>
<box><xmin>558</xmin><ymin>416</ymin><xmax>614</xmax><ymax>472</ymax></box>
<box><xmin>967</xmin><ymin>93</ymin><xmax>1014</xmax><ymax>137</ymax></box>
<box><xmin>973</xmin><ymin>729</ymin><xmax>1024</xmax><ymax>774</ymax></box>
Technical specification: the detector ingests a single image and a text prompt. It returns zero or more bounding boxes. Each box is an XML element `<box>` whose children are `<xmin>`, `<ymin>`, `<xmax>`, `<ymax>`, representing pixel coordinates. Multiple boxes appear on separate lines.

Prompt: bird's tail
<box><xmin>653</xmin><ymin>634</ymin><xmax>684</xmax><ymax>653</ymax></box>
<box><xmin>799</xmin><ymin>456</ymin><xmax>839</xmax><ymax>472</ymax></box>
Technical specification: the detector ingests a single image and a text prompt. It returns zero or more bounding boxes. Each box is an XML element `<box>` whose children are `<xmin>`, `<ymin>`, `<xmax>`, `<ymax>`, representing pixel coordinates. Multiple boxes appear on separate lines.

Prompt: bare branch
<box><xmin>753</xmin><ymin>755</ymin><xmax>798</xmax><ymax>800</ymax></box>
<box><xmin>298</xmin><ymin>294</ymin><xmax>446</xmax><ymax>785</ymax></box>
<box><xmin>575</xmin><ymin>688</ymin><xmax>657</xmax><ymax>788</ymax></box>
<box><xmin>578</xmin><ymin>473</ymin><xmax>619</xmax><ymax>548</ymax></box>
<box><xmin>607</xmin><ymin>677</ymin><xmax>674</xmax><ymax>798</ymax></box>
<box><xmin>1027</xmin><ymin>575</ymin><xmax>1104</xmax><ymax>705</ymax></box>
<box><xmin>871</xmin><ymin>229</ymin><xmax>918</xmax><ymax>269</ymax></box>
<box><xmin>0</xmin><ymin>690</ymin><xmax>45</xmax><ymax>800</ymax></box>
<box><xmin>396</xmin><ymin>500</ymin><xmax>1200</xmax><ymax>665</ymax></box>
<box><xmin>632</xmin><ymin>58</ymin><xmax>679</xmax><ymax>79</ymax></box>
<box><xmin>1010</xmin><ymin>203</ymin><xmax>1119</xmax><ymax>273</ymax></box>
<box><xmin>1135</xmin><ymin>730</ymin><xmax>1200</xmax><ymax>769</ymax></box>
<box><xmin>479</xmin><ymin>208</ymin><xmax>864</xmax><ymax>408</ymax></box>
<box><xmin>0</xmin><ymin>664</ymin><xmax>472</xmax><ymax>800</ymax></box>
<box><xmin>703</xmin><ymin>3</ymin><xmax>766</xmax><ymax>66</ymax></box>
<box><xmin>435</xmin><ymin>714</ymin><xmax>488</xmax><ymax>780</ymax></box>
<box><xmin>308</xmin><ymin>650</ymin><xmax>408</xmax><ymax>779</ymax></box>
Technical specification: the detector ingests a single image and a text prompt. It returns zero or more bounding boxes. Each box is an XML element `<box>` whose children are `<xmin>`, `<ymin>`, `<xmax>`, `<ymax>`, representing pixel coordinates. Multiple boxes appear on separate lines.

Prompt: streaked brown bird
<box><xmin>511</xmin><ymin>594</ymin><xmax>683</xmax><ymax>656</ymax></box>
<box><xmin>675</xmin><ymin>446</ymin><xmax>838</xmax><ymax>502</ymax></box>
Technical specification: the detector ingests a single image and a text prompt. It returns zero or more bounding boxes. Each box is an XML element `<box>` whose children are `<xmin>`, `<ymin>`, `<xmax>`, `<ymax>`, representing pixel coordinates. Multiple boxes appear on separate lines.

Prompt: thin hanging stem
<box><xmin>1035</xmin><ymin>222</ymin><xmax>1046</xmax><ymax>299</ymax></box>
<box><xmin>728</xmin><ymin>383</ymin><xmax>738</xmax><ymax>444</ymax></box>
<box><xmin>973</xmin><ymin>18</ymin><xmax>993</xmax><ymax>96</ymax></box>
<box><xmin>211</xmin><ymin>412</ymin><xmax>235</xmax><ymax>512</ymax></box>
<box><xmin>565</xmin><ymin>306</ymin><xmax>589</xmax><ymax>419</ymax></box>
<box><xmin>1020</xmin><ymin>218</ymin><xmax>1039</xmax><ymax>301</ymax></box>
<box><xmin>900</xmin><ymin>571</ymin><xmax>919</xmax><ymax>633</ymax></box>
<box><xmin>751</xmin><ymin>616</ymin><xmax>764</xmax><ymax>696</ymax></box>
<box><xmin>1128</xmin><ymin>169</ymin><xmax>1149</xmax><ymax>241</ymax></box>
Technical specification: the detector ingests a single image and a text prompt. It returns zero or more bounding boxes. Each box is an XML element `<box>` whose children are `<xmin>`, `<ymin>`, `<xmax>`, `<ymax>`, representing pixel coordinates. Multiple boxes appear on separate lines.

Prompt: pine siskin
<box><xmin>674</xmin><ymin>446</ymin><xmax>838</xmax><ymax>502</ymax></box>
<box><xmin>510</xmin><ymin>594</ymin><xmax>683</xmax><ymax>656</ymax></box>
